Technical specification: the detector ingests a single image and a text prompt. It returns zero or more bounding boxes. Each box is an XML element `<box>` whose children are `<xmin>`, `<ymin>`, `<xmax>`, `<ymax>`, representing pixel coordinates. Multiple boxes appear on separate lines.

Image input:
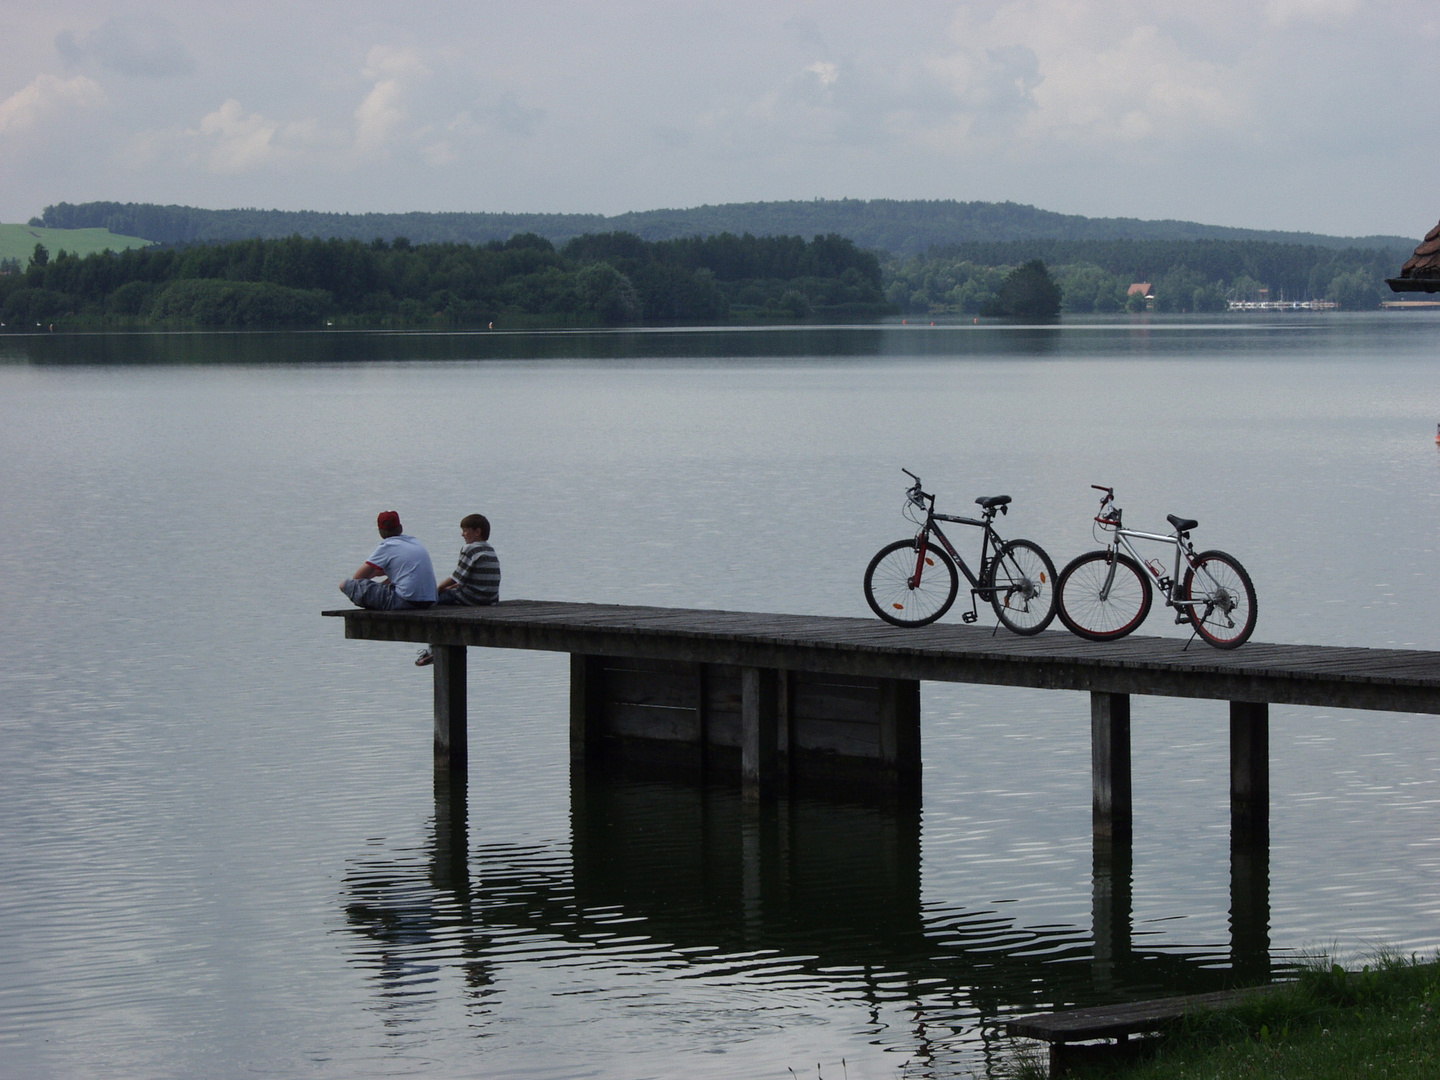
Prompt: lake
<box><xmin>2</xmin><ymin>315</ymin><xmax>1440</xmax><ymax>1079</ymax></box>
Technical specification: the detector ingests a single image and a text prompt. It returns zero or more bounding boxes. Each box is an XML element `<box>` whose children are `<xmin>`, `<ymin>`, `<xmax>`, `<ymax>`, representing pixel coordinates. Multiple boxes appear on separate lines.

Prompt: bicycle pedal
<box><xmin>962</xmin><ymin>611</ymin><xmax>978</xmax><ymax>623</ymax></box>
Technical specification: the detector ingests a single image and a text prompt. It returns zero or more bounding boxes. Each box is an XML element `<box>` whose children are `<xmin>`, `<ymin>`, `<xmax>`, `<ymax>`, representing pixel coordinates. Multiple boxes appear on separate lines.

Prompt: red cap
<box><xmin>377</xmin><ymin>510</ymin><xmax>401</xmax><ymax>532</ymax></box>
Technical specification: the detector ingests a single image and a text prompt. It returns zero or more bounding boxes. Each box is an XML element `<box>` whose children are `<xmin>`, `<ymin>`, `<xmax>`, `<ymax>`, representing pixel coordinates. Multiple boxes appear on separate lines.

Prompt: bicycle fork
<box><xmin>1097</xmin><ymin>547</ymin><xmax>1120</xmax><ymax>602</ymax></box>
<box><xmin>909</xmin><ymin>535</ymin><xmax>932</xmax><ymax>590</ymax></box>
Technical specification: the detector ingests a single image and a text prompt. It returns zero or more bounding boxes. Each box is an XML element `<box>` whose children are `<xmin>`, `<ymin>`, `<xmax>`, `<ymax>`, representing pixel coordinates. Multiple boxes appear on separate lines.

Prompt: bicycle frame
<box><xmin>916</xmin><ymin>516</ymin><xmax>1002</xmax><ymax>592</ymax></box>
<box><xmin>1090</xmin><ymin>488</ymin><xmax>1213</xmax><ymax>613</ymax></box>
<box><xmin>905</xmin><ymin>484</ymin><xmax>1006</xmax><ymax>608</ymax></box>
<box><xmin>1105</xmin><ymin>530</ymin><xmax>1194</xmax><ymax>607</ymax></box>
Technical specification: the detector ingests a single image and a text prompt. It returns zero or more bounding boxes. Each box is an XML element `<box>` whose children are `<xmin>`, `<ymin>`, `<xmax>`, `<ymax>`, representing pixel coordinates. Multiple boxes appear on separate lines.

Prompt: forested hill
<box><xmin>36</xmin><ymin>199</ymin><xmax>1417</xmax><ymax>258</ymax></box>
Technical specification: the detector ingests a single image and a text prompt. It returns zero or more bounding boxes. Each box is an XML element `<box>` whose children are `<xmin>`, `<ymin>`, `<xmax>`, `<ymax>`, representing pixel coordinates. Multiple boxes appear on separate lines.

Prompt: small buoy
<box><xmin>902</xmin><ymin>319</ymin><xmax>907</xmax><ymax>325</ymax></box>
<box><xmin>930</xmin><ymin>321</ymin><xmax>935</xmax><ymax>326</ymax></box>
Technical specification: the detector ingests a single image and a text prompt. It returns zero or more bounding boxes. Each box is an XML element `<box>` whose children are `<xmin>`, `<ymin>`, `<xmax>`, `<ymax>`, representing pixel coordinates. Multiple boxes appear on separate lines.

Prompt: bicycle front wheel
<box><xmin>987</xmin><ymin>539</ymin><xmax>1058</xmax><ymax>635</ymax></box>
<box><xmin>864</xmin><ymin>539</ymin><xmax>959</xmax><ymax>627</ymax></box>
<box><xmin>1056</xmin><ymin>551</ymin><xmax>1153</xmax><ymax>641</ymax></box>
<box><xmin>1180</xmin><ymin>550</ymin><xmax>1257</xmax><ymax>649</ymax></box>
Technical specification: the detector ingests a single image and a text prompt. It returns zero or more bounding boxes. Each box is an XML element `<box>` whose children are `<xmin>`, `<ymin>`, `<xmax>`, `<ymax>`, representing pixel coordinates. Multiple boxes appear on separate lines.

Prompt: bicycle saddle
<box><xmin>976</xmin><ymin>495</ymin><xmax>1012</xmax><ymax>509</ymax></box>
<box><xmin>1167</xmin><ymin>514</ymin><xmax>1198</xmax><ymax>533</ymax></box>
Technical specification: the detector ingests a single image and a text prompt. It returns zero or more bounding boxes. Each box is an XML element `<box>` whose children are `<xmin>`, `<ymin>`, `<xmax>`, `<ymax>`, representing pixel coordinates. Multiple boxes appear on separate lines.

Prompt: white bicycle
<box><xmin>1055</xmin><ymin>485</ymin><xmax>1257</xmax><ymax>649</ymax></box>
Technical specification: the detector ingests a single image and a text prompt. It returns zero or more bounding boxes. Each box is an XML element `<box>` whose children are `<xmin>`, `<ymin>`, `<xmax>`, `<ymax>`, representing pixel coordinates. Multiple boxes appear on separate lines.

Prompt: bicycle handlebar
<box><xmin>901</xmin><ymin>468</ymin><xmax>932</xmax><ymax>509</ymax></box>
<box><xmin>1092</xmin><ymin>484</ymin><xmax>1120</xmax><ymax>527</ymax></box>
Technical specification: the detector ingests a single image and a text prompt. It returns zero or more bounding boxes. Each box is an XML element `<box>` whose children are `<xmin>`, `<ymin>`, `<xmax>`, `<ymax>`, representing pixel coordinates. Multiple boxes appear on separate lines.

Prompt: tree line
<box><xmin>0</xmin><ymin>227</ymin><xmax>1411</xmax><ymax>329</ymax></box>
<box><xmin>0</xmin><ymin>231</ymin><xmax>890</xmax><ymax>330</ymax></box>
<box><xmin>886</xmin><ymin>238</ymin><xmax>1402</xmax><ymax>314</ymax></box>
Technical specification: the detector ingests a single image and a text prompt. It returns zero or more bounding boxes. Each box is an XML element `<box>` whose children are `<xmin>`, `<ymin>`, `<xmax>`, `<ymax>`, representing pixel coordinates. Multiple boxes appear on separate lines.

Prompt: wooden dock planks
<box><xmin>325</xmin><ymin>599</ymin><xmax>1440</xmax><ymax>714</ymax></box>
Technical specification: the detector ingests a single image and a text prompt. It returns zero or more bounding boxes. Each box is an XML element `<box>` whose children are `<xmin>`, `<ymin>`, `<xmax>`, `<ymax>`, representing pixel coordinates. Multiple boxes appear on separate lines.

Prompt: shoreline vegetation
<box><xmin>887</xmin><ymin>238</ymin><xmax>1399</xmax><ymax>316</ymax></box>
<box><xmin>1006</xmin><ymin>953</ymin><xmax>1440</xmax><ymax>1079</ymax></box>
<box><xmin>0</xmin><ymin>227</ymin><xmax>1404</xmax><ymax>332</ymax></box>
<box><xmin>0</xmin><ymin>231</ymin><xmax>898</xmax><ymax>331</ymax></box>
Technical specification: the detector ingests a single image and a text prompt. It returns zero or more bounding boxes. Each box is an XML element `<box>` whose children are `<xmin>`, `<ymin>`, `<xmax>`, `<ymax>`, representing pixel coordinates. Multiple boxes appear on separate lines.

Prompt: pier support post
<box><xmin>742</xmin><ymin>667</ymin><xmax>779</xmax><ymax>801</ymax></box>
<box><xmin>1230</xmin><ymin>701</ymin><xmax>1269</xmax><ymax>840</ymax></box>
<box><xmin>570</xmin><ymin>654</ymin><xmax>606</xmax><ymax>767</ymax></box>
<box><xmin>878</xmin><ymin>678</ymin><xmax>922</xmax><ymax>792</ymax></box>
<box><xmin>433</xmin><ymin>645</ymin><xmax>467</xmax><ymax>769</ymax></box>
<box><xmin>1091</xmin><ymin>692</ymin><xmax>1132</xmax><ymax>841</ymax></box>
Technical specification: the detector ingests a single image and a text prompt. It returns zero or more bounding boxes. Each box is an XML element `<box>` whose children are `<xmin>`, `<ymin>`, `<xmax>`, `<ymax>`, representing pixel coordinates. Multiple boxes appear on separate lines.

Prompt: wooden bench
<box><xmin>1006</xmin><ymin>985</ymin><xmax>1278</xmax><ymax>1075</ymax></box>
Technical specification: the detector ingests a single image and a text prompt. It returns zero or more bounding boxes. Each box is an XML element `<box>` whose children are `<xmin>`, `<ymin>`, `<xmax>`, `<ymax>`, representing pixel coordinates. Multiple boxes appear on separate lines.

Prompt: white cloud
<box><xmin>928</xmin><ymin>3</ymin><xmax>1248</xmax><ymax>148</ymax></box>
<box><xmin>0</xmin><ymin>73</ymin><xmax>107</xmax><ymax>136</ymax></box>
<box><xmin>806</xmin><ymin>61</ymin><xmax>839</xmax><ymax>89</ymax></box>
<box><xmin>355</xmin><ymin>45</ymin><xmax>429</xmax><ymax>154</ymax></box>
<box><xmin>188</xmin><ymin>99</ymin><xmax>315</xmax><ymax>172</ymax></box>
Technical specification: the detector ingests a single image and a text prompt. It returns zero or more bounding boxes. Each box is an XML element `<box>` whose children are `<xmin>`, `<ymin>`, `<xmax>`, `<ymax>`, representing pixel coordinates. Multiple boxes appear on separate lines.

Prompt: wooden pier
<box><xmin>325</xmin><ymin>599</ymin><xmax>1440</xmax><ymax>839</ymax></box>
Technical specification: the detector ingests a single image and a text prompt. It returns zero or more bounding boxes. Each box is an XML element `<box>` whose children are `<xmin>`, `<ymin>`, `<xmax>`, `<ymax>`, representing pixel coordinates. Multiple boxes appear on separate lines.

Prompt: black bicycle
<box><xmin>864</xmin><ymin>469</ymin><xmax>1058</xmax><ymax>633</ymax></box>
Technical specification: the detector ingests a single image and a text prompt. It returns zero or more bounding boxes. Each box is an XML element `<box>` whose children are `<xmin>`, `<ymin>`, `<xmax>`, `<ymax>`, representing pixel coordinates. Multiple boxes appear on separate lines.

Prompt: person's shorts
<box><xmin>342</xmin><ymin>579</ymin><xmax>435</xmax><ymax>610</ymax></box>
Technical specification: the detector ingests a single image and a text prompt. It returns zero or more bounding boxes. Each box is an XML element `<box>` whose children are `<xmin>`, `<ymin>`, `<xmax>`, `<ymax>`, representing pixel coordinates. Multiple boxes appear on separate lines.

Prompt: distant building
<box><xmin>1127</xmin><ymin>282</ymin><xmax>1154</xmax><ymax>311</ymax></box>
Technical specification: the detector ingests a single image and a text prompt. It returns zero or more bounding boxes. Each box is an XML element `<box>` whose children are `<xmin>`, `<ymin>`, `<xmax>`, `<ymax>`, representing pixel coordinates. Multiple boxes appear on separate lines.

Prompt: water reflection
<box><xmin>1230</xmin><ymin>837</ymin><xmax>1271</xmax><ymax>984</ymax></box>
<box><xmin>5</xmin><ymin>325</ymin><xmax>1069</xmax><ymax>366</ymax></box>
<box><xmin>341</xmin><ymin>768</ymin><xmax>1275</xmax><ymax>1069</ymax></box>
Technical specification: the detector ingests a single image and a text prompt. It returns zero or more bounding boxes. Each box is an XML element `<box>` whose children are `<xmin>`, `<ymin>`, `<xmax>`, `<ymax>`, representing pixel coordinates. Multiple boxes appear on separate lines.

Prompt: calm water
<box><xmin>3</xmin><ymin>315</ymin><xmax>1440</xmax><ymax>1079</ymax></box>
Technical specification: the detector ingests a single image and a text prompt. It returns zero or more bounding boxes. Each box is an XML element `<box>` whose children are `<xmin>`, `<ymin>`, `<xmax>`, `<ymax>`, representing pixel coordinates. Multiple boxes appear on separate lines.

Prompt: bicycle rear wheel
<box><xmin>864</xmin><ymin>539</ymin><xmax>959</xmax><ymax>627</ymax></box>
<box><xmin>1180</xmin><ymin>550</ymin><xmax>1257</xmax><ymax>648</ymax></box>
<box><xmin>987</xmin><ymin>539</ymin><xmax>1058</xmax><ymax>635</ymax></box>
<box><xmin>1056</xmin><ymin>550</ymin><xmax>1152</xmax><ymax>641</ymax></box>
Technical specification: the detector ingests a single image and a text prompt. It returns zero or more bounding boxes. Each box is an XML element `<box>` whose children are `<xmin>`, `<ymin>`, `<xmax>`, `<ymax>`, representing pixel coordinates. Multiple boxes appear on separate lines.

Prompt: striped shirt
<box><xmin>450</xmin><ymin>541</ymin><xmax>500</xmax><ymax>605</ymax></box>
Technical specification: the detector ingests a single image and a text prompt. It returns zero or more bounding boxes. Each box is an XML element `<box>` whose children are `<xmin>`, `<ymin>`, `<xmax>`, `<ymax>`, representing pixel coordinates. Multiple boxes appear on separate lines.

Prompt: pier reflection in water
<box><xmin>342</xmin><ymin>767</ymin><xmax>1273</xmax><ymax>1074</ymax></box>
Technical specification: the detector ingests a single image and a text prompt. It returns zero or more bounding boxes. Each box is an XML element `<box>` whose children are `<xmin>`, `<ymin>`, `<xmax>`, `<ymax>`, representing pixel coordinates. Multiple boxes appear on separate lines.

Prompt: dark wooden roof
<box><xmin>1388</xmin><ymin>219</ymin><xmax>1440</xmax><ymax>291</ymax></box>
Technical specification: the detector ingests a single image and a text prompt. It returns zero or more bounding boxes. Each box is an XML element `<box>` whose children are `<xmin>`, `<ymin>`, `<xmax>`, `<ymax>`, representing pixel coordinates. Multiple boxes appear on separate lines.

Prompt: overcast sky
<box><xmin>2</xmin><ymin>1</ymin><xmax>1435</xmax><ymax>238</ymax></box>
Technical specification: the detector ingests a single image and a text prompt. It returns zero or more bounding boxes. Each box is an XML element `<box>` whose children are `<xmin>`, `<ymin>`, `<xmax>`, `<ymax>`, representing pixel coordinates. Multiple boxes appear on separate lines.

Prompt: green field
<box><xmin>0</xmin><ymin>223</ymin><xmax>152</xmax><ymax>264</ymax></box>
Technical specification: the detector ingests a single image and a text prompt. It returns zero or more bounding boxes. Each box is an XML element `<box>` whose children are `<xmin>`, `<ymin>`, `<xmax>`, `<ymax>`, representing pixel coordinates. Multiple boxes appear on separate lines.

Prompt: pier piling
<box><xmin>1091</xmin><ymin>692</ymin><xmax>1132</xmax><ymax>841</ymax></box>
<box><xmin>432</xmin><ymin>644</ymin><xmax>467</xmax><ymax>768</ymax></box>
<box><xmin>1230</xmin><ymin>701</ymin><xmax>1269</xmax><ymax>839</ymax></box>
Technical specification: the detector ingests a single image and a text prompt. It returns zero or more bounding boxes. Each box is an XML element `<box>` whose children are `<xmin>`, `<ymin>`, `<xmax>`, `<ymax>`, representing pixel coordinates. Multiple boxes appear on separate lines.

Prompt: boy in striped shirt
<box><xmin>416</xmin><ymin>513</ymin><xmax>501</xmax><ymax>666</ymax></box>
<box><xmin>437</xmin><ymin>513</ymin><xmax>500</xmax><ymax>606</ymax></box>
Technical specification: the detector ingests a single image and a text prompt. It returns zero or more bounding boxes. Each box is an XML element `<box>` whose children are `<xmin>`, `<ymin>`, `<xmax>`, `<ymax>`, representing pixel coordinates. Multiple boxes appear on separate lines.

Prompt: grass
<box><xmin>1005</xmin><ymin>951</ymin><xmax>1440</xmax><ymax>1080</ymax></box>
<box><xmin>0</xmin><ymin>223</ymin><xmax>152</xmax><ymax>264</ymax></box>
